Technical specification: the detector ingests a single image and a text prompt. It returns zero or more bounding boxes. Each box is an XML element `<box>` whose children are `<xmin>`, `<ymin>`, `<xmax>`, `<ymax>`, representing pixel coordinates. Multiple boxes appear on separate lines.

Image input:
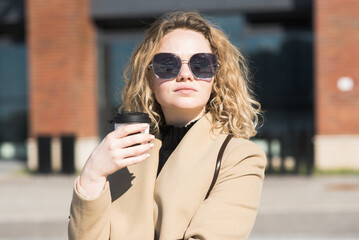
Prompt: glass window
<box><xmin>0</xmin><ymin>43</ymin><xmax>27</xmax><ymax>160</ymax></box>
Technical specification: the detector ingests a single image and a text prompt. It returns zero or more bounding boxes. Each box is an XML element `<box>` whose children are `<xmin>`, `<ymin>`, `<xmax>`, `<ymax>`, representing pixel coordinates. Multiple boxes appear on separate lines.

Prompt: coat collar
<box><xmin>133</xmin><ymin>112</ymin><xmax>216</xmax><ymax>183</ymax></box>
<box><xmin>155</xmin><ymin>112</ymin><xmax>215</xmax><ymax>181</ymax></box>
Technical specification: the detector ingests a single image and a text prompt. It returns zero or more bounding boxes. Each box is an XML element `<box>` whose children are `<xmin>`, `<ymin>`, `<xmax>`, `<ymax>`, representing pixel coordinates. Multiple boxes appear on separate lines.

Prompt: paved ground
<box><xmin>0</xmin><ymin>159</ymin><xmax>359</xmax><ymax>240</ymax></box>
<box><xmin>251</xmin><ymin>176</ymin><xmax>359</xmax><ymax>240</ymax></box>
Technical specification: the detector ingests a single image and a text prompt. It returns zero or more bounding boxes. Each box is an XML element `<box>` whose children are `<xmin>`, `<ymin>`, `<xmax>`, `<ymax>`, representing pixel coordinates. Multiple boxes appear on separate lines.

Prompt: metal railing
<box><xmin>254</xmin><ymin>129</ymin><xmax>314</xmax><ymax>175</ymax></box>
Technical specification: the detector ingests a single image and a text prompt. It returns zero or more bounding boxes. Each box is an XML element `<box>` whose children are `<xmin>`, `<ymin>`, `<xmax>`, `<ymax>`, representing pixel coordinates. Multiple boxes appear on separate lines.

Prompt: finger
<box><xmin>119</xmin><ymin>133</ymin><xmax>155</xmax><ymax>148</ymax></box>
<box><xmin>111</xmin><ymin>123</ymin><xmax>150</xmax><ymax>139</ymax></box>
<box><xmin>119</xmin><ymin>142</ymin><xmax>154</xmax><ymax>158</ymax></box>
<box><xmin>119</xmin><ymin>153</ymin><xmax>151</xmax><ymax>167</ymax></box>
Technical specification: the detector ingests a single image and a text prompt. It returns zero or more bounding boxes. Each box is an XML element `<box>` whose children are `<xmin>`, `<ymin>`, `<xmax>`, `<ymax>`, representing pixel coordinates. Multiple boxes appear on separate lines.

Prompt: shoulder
<box><xmin>220</xmin><ymin>136</ymin><xmax>267</xmax><ymax>172</ymax></box>
<box><xmin>226</xmin><ymin>137</ymin><xmax>266</xmax><ymax>157</ymax></box>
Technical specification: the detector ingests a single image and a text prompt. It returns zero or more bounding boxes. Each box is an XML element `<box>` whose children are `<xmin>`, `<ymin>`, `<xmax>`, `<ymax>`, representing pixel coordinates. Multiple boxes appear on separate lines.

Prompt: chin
<box><xmin>159</xmin><ymin>97</ymin><xmax>208</xmax><ymax>113</ymax></box>
<box><xmin>172</xmin><ymin>104</ymin><xmax>206</xmax><ymax>112</ymax></box>
<box><xmin>171</xmin><ymin>101</ymin><xmax>203</xmax><ymax>108</ymax></box>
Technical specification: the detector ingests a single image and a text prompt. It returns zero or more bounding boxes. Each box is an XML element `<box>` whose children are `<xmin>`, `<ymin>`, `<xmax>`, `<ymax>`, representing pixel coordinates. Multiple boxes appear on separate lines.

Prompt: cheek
<box><xmin>152</xmin><ymin>80</ymin><xmax>170</xmax><ymax>104</ymax></box>
<box><xmin>203</xmin><ymin>82</ymin><xmax>214</xmax><ymax>99</ymax></box>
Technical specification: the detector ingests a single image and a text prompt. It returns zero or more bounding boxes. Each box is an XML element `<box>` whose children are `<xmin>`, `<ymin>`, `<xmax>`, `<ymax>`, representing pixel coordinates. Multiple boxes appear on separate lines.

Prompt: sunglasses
<box><xmin>149</xmin><ymin>53</ymin><xmax>220</xmax><ymax>80</ymax></box>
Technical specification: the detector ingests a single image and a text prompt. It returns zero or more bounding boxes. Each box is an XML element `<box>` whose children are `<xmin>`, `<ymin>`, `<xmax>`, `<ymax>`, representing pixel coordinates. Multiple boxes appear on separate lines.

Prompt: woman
<box><xmin>69</xmin><ymin>11</ymin><xmax>266</xmax><ymax>240</ymax></box>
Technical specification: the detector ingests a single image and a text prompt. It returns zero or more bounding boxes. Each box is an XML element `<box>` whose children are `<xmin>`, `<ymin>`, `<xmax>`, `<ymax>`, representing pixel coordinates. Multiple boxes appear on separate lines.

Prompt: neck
<box><xmin>162</xmin><ymin>108</ymin><xmax>205</xmax><ymax>127</ymax></box>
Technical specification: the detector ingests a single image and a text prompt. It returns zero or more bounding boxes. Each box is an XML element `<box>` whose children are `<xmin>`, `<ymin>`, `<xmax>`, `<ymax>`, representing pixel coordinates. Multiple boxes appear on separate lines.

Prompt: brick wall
<box><xmin>315</xmin><ymin>0</ymin><xmax>359</xmax><ymax>135</ymax></box>
<box><xmin>27</xmin><ymin>0</ymin><xmax>97</xmax><ymax>138</ymax></box>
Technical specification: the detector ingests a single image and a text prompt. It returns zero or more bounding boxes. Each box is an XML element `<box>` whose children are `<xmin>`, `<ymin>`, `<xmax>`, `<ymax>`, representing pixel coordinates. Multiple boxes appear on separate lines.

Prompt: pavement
<box><xmin>0</xmin><ymin>159</ymin><xmax>359</xmax><ymax>240</ymax></box>
<box><xmin>251</xmin><ymin>176</ymin><xmax>359</xmax><ymax>240</ymax></box>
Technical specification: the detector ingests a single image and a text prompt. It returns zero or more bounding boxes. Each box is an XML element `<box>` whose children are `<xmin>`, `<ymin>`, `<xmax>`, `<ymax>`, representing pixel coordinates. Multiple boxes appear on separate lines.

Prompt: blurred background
<box><xmin>0</xmin><ymin>0</ymin><xmax>358</xmax><ymax>239</ymax></box>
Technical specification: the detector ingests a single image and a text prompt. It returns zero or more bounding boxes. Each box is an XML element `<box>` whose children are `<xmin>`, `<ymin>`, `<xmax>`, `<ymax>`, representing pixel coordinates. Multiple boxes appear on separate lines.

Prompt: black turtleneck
<box><xmin>157</xmin><ymin>120</ymin><xmax>198</xmax><ymax>176</ymax></box>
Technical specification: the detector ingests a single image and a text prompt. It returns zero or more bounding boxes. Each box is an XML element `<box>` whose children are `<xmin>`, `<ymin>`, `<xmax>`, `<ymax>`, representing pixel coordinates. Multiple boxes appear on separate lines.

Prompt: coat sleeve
<box><xmin>184</xmin><ymin>140</ymin><xmax>267</xmax><ymax>240</ymax></box>
<box><xmin>68</xmin><ymin>177</ymin><xmax>112</xmax><ymax>240</ymax></box>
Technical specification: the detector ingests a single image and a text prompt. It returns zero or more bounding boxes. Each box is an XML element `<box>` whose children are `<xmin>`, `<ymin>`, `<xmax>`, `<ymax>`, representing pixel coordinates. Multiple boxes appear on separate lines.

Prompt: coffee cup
<box><xmin>113</xmin><ymin>111</ymin><xmax>151</xmax><ymax>134</ymax></box>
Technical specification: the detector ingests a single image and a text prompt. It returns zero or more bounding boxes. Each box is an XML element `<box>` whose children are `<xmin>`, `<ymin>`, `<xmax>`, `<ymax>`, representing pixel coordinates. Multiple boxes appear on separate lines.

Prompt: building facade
<box><xmin>315</xmin><ymin>0</ymin><xmax>359</xmax><ymax>169</ymax></box>
<box><xmin>0</xmin><ymin>0</ymin><xmax>357</xmax><ymax>172</ymax></box>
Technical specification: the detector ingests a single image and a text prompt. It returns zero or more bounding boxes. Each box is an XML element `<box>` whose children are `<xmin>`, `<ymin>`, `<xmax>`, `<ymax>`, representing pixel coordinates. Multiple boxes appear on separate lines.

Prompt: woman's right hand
<box><xmin>78</xmin><ymin>123</ymin><xmax>154</xmax><ymax>198</ymax></box>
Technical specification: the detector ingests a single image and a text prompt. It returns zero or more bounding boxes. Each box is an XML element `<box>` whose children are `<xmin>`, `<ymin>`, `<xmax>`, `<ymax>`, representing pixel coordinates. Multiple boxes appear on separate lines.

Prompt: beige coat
<box><xmin>68</xmin><ymin>114</ymin><xmax>266</xmax><ymax>240</ymax></box>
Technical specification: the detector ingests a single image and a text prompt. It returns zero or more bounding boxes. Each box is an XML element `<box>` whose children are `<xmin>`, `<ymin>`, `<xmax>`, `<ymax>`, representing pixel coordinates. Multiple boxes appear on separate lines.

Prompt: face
<box><xmin>151</xmin><ymin>29</ymin><xmax>214</xmax><ymax>121</ymax></box>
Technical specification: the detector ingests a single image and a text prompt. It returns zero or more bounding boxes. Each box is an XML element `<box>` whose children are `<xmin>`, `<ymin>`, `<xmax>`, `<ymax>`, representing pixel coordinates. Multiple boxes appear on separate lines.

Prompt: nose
<box><xmin>177</xmin><ymin>60</ymin><xmax>194</xmax><ymax>81</ymax></box>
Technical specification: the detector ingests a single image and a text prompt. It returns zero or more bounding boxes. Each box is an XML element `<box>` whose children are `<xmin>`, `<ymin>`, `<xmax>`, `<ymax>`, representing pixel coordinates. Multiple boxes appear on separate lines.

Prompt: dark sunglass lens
<box><xmin>152</xmin><ymin>53</ymin><xmax>181</xmax><ymax>79</ymax></box>
<box><xmin>190</xmin><ymin>53</ymin><xmax>218</xmax><ymax>79</ymax></box>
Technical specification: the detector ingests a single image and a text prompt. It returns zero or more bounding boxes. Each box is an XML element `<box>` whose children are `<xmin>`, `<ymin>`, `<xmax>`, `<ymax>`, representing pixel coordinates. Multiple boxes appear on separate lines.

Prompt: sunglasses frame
<box><xmin>149</xmin><ymin>52</ymin><xmax>220</xmax><ymax>80</ymax></box>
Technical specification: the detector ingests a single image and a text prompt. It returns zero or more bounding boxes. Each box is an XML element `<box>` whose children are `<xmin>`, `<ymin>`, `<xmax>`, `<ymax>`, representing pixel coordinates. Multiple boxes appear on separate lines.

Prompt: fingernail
<box><xmin>149</xmin><ymin>134</ymin><xmax>155</xmax><ymax>139</ymax></box>
<box><xmin>149</xmin><ymin>143</ymin><xmax>154</xmax><ymax>148</ymax></box>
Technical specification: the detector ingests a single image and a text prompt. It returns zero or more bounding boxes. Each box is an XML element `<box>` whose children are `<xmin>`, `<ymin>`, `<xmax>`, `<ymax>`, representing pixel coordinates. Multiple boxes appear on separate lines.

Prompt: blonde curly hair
<box><xmin>120</xmin><ymin>11</ymin><xmax>261</xmax><ymax>139</ymax></box>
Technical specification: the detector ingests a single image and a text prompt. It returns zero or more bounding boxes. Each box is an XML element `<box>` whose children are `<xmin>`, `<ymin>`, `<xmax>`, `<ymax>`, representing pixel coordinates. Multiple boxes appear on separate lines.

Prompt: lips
<box><xmin>174</xmin><ymin>86</ymin><xmax>197</xmax><ymax>92</ymax></box>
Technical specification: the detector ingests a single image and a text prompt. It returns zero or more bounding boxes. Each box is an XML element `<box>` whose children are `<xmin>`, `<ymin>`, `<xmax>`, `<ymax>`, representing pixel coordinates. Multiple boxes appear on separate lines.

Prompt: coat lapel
<box><xmin>154</xmin><ymin>114</ymin><xmax>226</xmax><ymax>239</ymax></box>
<box><xmin>108</xmin><ymin>138</ymin><xmax>161</xmax><ymax>239</ymax></box>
